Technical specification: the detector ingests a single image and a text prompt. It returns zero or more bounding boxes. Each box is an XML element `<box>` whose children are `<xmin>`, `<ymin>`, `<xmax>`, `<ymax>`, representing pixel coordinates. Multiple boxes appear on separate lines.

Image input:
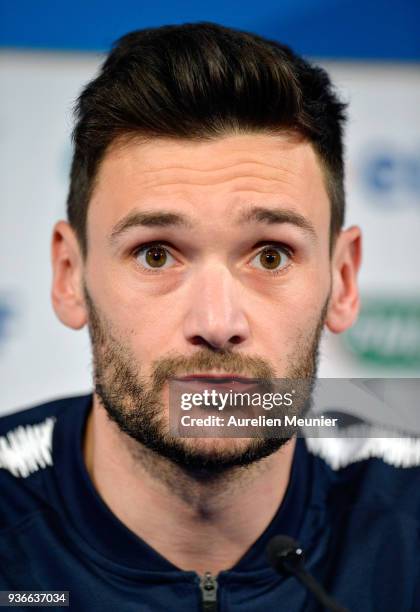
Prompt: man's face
<box><xmin>82</xmin><ymin>133</ymin><xmax>332</xmax><ymax>477</ymax></box>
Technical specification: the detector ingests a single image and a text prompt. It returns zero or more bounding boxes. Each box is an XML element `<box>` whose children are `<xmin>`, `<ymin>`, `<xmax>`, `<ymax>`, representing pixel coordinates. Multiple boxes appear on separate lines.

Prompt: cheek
<box><xmin>117</xmin><ymin>297</ymin><xmax>181</xmax><ymax>363</ymax></box>
<box><xmin>251</xmin><ymin>280</ymin><xmax>328</xmax><ymax>349</ymax></box>
<box><xmin>86</xmin><ymin>275</ymin><xmax>177</xmax><ymax>370</ymax></box>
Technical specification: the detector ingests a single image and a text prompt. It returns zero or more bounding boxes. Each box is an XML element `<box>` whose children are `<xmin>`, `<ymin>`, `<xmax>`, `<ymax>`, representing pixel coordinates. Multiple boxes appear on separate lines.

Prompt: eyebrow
<box><xmin>237</xmin><ymin>206</ymin><xmax>317</xmax><ymax>239</ymax></box>
<box><xmin>108</xmin><ymin>205</ymin><xmax>317</xmax><ymax>245</ymax></box>
<box><xmin>108</xmin><ymin>210</ymin><xmax>193</xmax><ymax>245</ymax></box>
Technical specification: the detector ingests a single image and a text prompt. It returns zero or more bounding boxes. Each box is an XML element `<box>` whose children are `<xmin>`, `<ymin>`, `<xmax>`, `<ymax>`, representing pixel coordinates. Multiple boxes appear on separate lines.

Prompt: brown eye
<box><xmin>260</xmin><ymin>247</ymin><xmax>281</xmax><ymax>269</ymax></box>
<box><xmin>136</xmin><ymin>244</ymin><xmax>175</xmax><ymax>270</ymax></box>
<box><xmin>145</xmin><ymin>246</ymin><xmax>167</xmax><ymax>267</ymax></box>
<box><xmin>251</xmin><ymin>245</ymin><xmax>290</xmax><ymax>272</ymax></box>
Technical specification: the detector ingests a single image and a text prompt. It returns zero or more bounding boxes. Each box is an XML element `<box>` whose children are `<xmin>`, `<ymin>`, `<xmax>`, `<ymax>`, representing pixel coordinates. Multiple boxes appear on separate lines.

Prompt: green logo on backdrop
<box><xmin>344</xmin><ymin>297</ymin><xmax>420</xmax><ymax>367</ymax></box>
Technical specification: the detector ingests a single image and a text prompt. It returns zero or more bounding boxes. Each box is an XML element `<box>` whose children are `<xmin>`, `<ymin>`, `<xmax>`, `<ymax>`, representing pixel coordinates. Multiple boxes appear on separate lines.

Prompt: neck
<box><xmin>83</xmin><ymin>395</ymin><xmax>296</xmax><ymax>576</ymax></box>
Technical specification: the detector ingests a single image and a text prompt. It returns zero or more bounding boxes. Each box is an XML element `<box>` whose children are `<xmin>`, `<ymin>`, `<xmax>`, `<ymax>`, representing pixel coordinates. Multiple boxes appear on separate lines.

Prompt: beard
<box><xmin>84</xmin><ymin>285</ymin><xmax>327</xmax><ymax>482</ymax></box>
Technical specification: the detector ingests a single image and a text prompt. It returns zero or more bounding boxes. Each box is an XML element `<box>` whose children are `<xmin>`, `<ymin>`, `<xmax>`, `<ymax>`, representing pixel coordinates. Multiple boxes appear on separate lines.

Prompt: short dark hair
<box><xmin>67</xmin><ymin>22</ymin><xmax>347</xmax><ymax>257</ymax></box>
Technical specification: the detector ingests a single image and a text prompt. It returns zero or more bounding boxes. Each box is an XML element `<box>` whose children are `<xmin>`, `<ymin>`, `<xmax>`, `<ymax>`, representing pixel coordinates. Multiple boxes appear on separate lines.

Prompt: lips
<box><xmin>173</xmin><ymin>374</ymin><xmax>258</xmax><ymax>384</ymax></box>
<box><xmin>171</xmin><ymin>375</ymin><xmax>261</xmax><ymax>395</ymax></box>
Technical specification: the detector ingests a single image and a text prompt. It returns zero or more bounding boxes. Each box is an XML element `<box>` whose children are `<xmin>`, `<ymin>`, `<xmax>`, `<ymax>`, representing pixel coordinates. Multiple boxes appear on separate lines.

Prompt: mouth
<box><xmin>173</xmin><ymin>374</ymin><xmax>258</xmax><ymax>384</ymax></box>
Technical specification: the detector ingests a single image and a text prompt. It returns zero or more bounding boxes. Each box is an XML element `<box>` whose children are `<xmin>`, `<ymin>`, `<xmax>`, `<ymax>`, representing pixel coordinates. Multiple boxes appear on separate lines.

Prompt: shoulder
<box><xmin>0</xmin><ymin>395</ymin><xmax>87</xmax><ymax>477</ymax></box>
<box><xmin>306</xmin><ymin>435</ymin><xmax>420</xmax><ymax>521</ymax></box>
<box><xmin>304</xmin><ymin>436</ymin><xmax>420</xmax><ymax>607</ymax></box>
<box><xmin>0</xmin><ymin>395</ymin><xmax>78</xmax><ymax>434</ymax></box>
<box><xmin>0</xmin><ymin>394</ymin><xmax>91</xmax><ymax>528</ymax></box>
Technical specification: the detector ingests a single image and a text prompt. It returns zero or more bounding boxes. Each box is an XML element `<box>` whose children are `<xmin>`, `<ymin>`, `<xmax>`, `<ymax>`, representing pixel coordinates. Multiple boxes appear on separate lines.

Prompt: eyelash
<box><xmin>132</xmin><ymin>241</ymin><xmax>175</xmax><ymax>275</ymax></box>
<box><xmin>132</xmin><ymin>241</ymin><xmax>293</xmax><ymax>275</ymax></box>
<box><xmin>252</xmin><ymin>241</ymin><xmax>293</xmax><ymax>276</ymax></box>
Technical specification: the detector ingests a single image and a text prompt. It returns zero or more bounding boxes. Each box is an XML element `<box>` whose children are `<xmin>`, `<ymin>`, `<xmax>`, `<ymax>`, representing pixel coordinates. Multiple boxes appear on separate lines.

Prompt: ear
<box><xmin>51</xmin><ymin>220</ymin><xmax>87</xmax><ymax>329</ymax></box>
<box><xmin>326</xmin><ymin>226</ymin><xmax>362</xmax><ymax>334</ymax></box>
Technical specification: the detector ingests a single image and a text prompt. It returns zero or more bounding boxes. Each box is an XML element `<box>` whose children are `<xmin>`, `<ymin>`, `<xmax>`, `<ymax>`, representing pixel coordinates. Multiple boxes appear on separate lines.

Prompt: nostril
<box><xmin>230</xmin><ymin>335</ymin><xmax>243</xmax><ymax>345</ymax></box>
<box><xmin>190</xmin><ymin>335</ymin><xmax>206</xmax><ymax>346</ymax></box>
<box><xmin>190</xmin><ymin>336</ymin><xmax>221</xmax><ymax>350</ymax></box>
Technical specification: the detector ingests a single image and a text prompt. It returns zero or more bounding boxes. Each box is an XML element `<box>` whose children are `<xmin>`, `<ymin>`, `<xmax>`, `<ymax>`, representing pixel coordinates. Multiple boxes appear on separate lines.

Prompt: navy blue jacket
<box><xmin>0</xmin><ymin>394</ymin><xmax>419</xmax><ymax>611</ymax></box>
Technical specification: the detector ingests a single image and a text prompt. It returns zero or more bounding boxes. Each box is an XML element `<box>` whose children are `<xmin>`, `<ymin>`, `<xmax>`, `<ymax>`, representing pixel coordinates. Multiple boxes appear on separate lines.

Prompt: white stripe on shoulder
<box><xmin>305</xmin><ymin>427</ymin><xmax>420</xmax><ymax>470</ymax></box>
<box><xmin>0</xmin><ymin>417</ymin><xmax>56</xmax><ymax>478</ymax></box>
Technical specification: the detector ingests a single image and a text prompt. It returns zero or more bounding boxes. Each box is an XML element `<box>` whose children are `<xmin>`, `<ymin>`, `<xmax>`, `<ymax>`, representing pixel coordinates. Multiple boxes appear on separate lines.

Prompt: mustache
<box><xmin>150</xmin><ymin>349</ymin><xmax>276</xmax><ymax>390</ymax></box>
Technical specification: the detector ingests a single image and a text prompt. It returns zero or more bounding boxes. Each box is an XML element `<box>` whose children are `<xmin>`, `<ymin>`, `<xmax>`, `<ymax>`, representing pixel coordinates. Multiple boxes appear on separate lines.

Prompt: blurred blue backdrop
<box><xmin>1</xmin><ymin>0</ymin><xmax>419</xmax><ymax>59</ymax></box>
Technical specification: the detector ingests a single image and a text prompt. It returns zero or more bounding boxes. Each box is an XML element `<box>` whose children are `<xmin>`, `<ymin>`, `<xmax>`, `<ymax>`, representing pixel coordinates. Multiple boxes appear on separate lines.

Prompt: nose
<box><xmin>183</xmin><ymin>262</ymin><xmax>250</xmax><ymax>350</ymax></box>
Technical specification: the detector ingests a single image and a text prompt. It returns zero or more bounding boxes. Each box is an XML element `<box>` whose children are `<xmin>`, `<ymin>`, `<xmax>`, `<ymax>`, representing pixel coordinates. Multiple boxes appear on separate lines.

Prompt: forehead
<box><xmin>87</xmin><ymin>132</ymin><xmax>330</xmax><ymax>237</ymax></box>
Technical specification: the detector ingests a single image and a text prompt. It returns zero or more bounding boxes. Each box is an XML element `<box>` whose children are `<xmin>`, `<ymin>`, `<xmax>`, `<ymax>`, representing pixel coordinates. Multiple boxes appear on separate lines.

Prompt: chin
<box><xmin>179</xmin><ymin>436</ymin><xmax>253</xmax><ymax>456</ymax></box>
